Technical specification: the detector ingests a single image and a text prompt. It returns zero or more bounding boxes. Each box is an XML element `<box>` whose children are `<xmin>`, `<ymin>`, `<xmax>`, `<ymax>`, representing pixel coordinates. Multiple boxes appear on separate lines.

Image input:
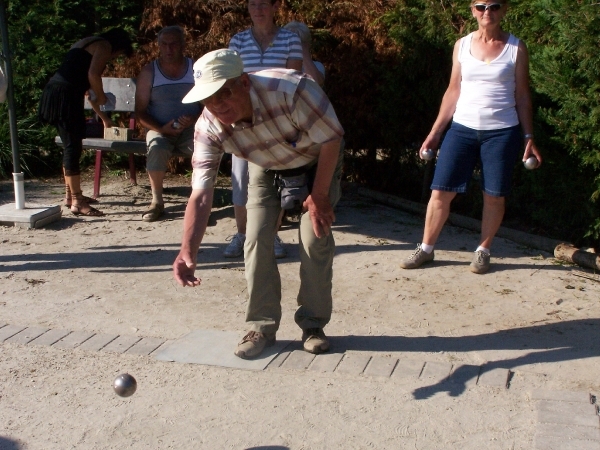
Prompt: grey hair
<box><xmin>284</xmin><ymin>21</ymin><xmax>311</xmax><ymax>46</ymax></box>
<box><xmin>157</xmin><ymin>25</ymin><xmax>185</xmax><ymax>45</ymax></box>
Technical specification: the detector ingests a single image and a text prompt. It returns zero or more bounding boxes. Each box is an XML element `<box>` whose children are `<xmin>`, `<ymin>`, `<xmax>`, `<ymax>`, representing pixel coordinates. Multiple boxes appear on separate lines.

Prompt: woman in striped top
<box><xmin>224</xmin><ymin>0</ymin><xmax>303</xmax><ymax>260</ymax></box>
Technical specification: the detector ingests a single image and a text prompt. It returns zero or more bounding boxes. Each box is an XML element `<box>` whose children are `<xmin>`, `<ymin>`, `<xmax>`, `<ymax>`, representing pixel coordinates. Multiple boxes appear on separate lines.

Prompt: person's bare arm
<box><xmin>173</xmin><ymin>188</ymin><xmax>214</xmax><ymax>287</ymax></box>
<box><xmin>420</xmin><ymin>40</ymin><xmax>463</xmax><ymax>157</ymax></box>
<box><xmin>87</xmin><ymin>40</ymin><xmax>113</xmax><ymax>106</ymax></box>
<box><xmin>302</xmin><ymin>138</ymin><xmax>342</xmax><ymax>238</ymax></box>
<box><xmin>86</xmin><ymin>99</ymin><xmax>115</xmax><ymax>128</ymax></box>
<box><xmin>515</xmin><ymin>40</ymin><xmax>542</xmax><ymax>165</ymax></box>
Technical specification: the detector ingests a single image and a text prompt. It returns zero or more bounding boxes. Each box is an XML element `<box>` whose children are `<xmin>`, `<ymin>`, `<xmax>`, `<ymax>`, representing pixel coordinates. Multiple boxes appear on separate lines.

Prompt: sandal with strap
<box><xmin>64</xmin><ymin>185</ymin><xmax>98</xmax><ymax>208</ymax></box>
<box><xmin>70</xmin><ymin>191</ymin><xmax>104</xmax><ymax>217</ymax></box>
<box><xmin>71</xmin><ymin>205</ymin><xmax>104</xmax><ymax>217</ymax></box>
<box><xmin>65</xmin><ymin>196</ymin><xmax>98</xmax><ymax>208</ymax></box>
<box><xmin>142</xmin><ymin>203</ymin><xmax>165</xmax><ymax>222</ymax></box>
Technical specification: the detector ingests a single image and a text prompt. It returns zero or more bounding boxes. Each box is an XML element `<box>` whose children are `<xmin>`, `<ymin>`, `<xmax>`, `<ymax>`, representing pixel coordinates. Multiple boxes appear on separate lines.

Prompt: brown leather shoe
<box><xmin>234</xmin><ymin>331</ymin><xmax>276</xmax><ymax>359</ymax></box>
<box><xmin>302</xmin><ymin>328</ymin><xmax>330</xmax><ymax>354</ymax></box>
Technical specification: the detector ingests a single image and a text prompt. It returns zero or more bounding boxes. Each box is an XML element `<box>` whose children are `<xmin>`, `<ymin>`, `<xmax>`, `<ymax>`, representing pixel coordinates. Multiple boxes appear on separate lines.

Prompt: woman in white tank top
<box><xmin>399</xmin><ymin>0</ymin><xmax>543</xmax><ymax>275</ymax></box>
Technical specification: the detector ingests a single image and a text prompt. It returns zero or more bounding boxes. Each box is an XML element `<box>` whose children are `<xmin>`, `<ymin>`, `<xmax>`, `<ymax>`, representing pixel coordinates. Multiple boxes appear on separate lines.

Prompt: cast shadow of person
<box><xmin>0</xmin><ymin>436</ymin><xmax>21</xmax><ymax>450</ymax></box>
<box><xmin>332</xmin><ymin>318</ymin><xmax>600</xmax><ymax>400</ymax></box>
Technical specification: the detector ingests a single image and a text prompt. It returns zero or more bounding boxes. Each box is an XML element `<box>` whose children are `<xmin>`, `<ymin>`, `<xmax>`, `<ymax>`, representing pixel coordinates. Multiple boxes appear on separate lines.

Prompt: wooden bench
<box><xmin>55</xmin><ymin>77</ymin><xmax>190</xmax><ymax>198</ymax></box>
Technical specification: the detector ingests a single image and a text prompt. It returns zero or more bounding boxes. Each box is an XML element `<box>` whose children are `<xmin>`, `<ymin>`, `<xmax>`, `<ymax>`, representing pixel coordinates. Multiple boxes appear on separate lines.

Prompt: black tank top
<box><xmin>55</xmin><ymin>37</ymin><xmax>105</xmax><ymax>92</ymax></box>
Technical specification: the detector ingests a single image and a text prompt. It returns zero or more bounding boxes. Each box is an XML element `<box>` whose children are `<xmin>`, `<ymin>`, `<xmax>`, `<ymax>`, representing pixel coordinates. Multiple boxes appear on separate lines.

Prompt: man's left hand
<box><xmin>303</xmin><ymin>193</ymin><xmax>335</xmax><ymax>238</ymax></box>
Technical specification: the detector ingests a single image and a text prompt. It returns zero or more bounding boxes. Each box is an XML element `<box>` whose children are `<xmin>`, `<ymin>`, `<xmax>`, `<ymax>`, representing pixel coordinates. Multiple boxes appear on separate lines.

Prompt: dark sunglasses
<box><xmin>473</xmin><ymin>3</ymin><xmax>503</xmax><ymax>12</ymax></box>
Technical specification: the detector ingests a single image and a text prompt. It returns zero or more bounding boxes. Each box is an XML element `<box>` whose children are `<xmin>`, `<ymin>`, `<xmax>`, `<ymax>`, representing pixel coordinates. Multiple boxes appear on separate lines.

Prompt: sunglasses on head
<box><xmin>473</xmin><ymin>3</ymin><xmax>503</xmax><ymax>12</ymax></box>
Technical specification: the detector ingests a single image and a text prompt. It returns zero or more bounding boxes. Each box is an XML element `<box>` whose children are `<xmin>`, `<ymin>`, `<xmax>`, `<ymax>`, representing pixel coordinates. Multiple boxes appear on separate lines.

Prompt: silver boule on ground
<box><xmin>113</xmin><ymin>373</ymin><xmax>137</xmax><ymax>397</ymax></box>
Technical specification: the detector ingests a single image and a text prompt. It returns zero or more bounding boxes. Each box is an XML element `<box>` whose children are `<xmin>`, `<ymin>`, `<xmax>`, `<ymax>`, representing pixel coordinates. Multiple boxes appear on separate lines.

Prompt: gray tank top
<box><xmin>147</xmin><ymin>57</ymin><xmax>201</xmax><ymax>126</ymax></box>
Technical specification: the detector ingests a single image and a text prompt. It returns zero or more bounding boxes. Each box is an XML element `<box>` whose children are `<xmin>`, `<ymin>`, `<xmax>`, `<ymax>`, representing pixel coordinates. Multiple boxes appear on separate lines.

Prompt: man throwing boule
<box><xmin>172</xmin><ymin>49</ymin><xmax>344</xmax><ymax>359</ymax></box>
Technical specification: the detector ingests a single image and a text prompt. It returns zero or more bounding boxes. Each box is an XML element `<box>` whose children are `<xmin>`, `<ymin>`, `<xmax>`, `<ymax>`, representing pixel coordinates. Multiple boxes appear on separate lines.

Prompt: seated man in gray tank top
<box><xmin>135</xmin><ymin>26</ymin><xmax>202</xmax><ymax>222</ymax></box>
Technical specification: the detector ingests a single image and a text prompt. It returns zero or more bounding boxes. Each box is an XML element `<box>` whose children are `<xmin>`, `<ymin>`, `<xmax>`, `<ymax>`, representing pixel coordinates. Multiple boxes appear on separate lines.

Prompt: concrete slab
<box><xmin>0</xmin><ymin>325</ymin><xmax>26</xmax><ymax>342</ymax></box>
<box><xmin>5</xmin><ymin>327</ymin><xmax>49</xmax><ymax>344</ymax></box>
<box><xmin>102</xmin><ymin>335</ymin><xmax>141</xmax><ymax>354</ymax></box>
<box><xmin>335</xmin><ymin>353</ymin><xmax>371</xmax><ymax>376</ymax></box>
<box><xmin>0</xmin><ymin>202</ymin><xmax>61</xmax><ymax>228</ymax></box>
<box><xmin>265</xmin><ymin>341</ymin><xmax>301</xmax><ymax>369</ymax></box>
<box><xmin>537</xmin><ymin>409</ymin><xmax>599</xmax><ymax>428</ymax></box>
<box><xmin>266</xmin><ymin>351</ymin><xmax>291</xmax><ymax>369</ymax></box>
<box><xmin>125</xmin><ymin>337</ymin><xmax>166</xmax><ymax>356</ymax></box>
<box><xmin>531</xmin><ymin>390</ymin><xmax>594</xmax><ymax>403</ymax></box>
<box><xmin>537</xmin><ymin>400</ymin><xmax>597</xmax><ymax>416</ymax></box>
<box><xmin>29</xmin><ymin>330</ymin><xmax>71</xmax><ymax>345</ymax></box>
<box><xmin>29</xmin><ymin>329</ymin><xmax>71</xmax><ymax>346</ymax></box>
<box><xmin>154</xmin><ymin>329</ymin><xmax>292</xmax><ymax>371</ymax></box>
<box><xmin>391</xmin><ymin>359</ymin><xmax>425</xmax><ymax>380</ymax></box>
<box><xmin>281</xmin><ymin>350</ymin><xmax>315</xmax><ymax>370</ymax></box>
<box><xmin>420</xmin><ymin>361</ymin><xmax>452</xmax><ymax>382</ymax></box>
<box><xmin>534</xmin><ymin>433</ymin><xmax>600</xmax><ymax>450</ymax></box>
<box><xmin>478</xmin><ymin>367</ymin><xmax>510</xmax><ymax>388</ymax></box>
<box><xmin>78</xmin><ymin>333</ymin><xmax>118</xmax><ymax>351</ymax></box>
<box><xmin>363</xmin><ymin>356</ymin><xmax>397</xmax><ymax>378</ymax></box>
<box><xmin>308</xmin><ymin>353</ymin><xmax>344</xmax><ymax>373</ymax></box>
<box><xmin>536</xmin><ymin>423</ymin><xmax>600</xmax><ymax>442</ymax></box>
<box><xmin>53</xmin><ymin>331</ymin><xmax>95</xmax><ymax>349</ymax></box>
<box><xmin>448</xmin><ymin>364</ymin><xmax>481</xmax><ymax>388</ymax></box>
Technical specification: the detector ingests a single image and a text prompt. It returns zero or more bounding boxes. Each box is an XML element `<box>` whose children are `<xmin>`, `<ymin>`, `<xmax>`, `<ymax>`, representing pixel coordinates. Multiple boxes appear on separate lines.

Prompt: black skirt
<box><xmin>38</xmin><ymin>75</ymin><xmax>86</xmax><ymax>131</ymax></box>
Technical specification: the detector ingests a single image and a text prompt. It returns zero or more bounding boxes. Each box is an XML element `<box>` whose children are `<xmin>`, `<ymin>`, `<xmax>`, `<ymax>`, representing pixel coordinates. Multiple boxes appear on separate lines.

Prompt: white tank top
<box><xmin>453</xmin><ymin>32</ymin><xmax>520</xmax><ymax>130</ymax></box>
<box><xmin>147</xmin><ymin>57</ymin><xmax>200</xmax><ymax>126</ymax></box>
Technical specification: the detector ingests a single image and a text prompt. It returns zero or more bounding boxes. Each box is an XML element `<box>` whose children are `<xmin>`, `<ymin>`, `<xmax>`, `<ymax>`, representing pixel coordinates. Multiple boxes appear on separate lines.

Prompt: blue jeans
<box><xmin>431</xmin><ymin>122</ymin><xmax>522</xmax><ymax>197</ymax></box>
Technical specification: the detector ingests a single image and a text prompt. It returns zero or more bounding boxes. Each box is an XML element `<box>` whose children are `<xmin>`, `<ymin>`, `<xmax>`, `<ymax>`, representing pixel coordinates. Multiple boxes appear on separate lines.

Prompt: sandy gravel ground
<box><xmin>0</xmin><ymin>171</ymin><xmax>599</xmax><ymax>449</ymax></box>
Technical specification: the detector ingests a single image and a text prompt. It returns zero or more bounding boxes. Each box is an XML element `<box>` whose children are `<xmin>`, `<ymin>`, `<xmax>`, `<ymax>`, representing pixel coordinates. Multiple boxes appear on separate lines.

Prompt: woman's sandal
<box><xmin>71</xmin><ymin>205</ymin><xmax>104</xmax><ymax>217</ymax></box>
<box><xmin>70</xmin><ymin>191</ymin><xmax>104</xmax><ymax>216</ymax></box>
<box><xmin>64</xmin><ymin>185</ymin><xmax>98</xmax><ymax>207</ymax></box>
<box><xmin>64</xmin><ymin>195</ymin><xmax>98</xmax><ymax>208</ymax></box>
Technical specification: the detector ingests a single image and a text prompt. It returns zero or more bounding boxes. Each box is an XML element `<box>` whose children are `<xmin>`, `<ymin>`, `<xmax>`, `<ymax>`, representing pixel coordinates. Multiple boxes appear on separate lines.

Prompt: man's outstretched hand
<box><xmin>173</xmin><ymin>255</ymin><xmax>201</xmax><ymax>287</ymax></box>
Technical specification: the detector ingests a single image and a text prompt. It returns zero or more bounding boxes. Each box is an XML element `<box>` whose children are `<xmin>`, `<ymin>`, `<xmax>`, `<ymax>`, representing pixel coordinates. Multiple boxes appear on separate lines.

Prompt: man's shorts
<box><xmin>431</xmin><ymin>122</ymin><xmax>522</xmax><ymax>197</ymax></box>
<box><xmin>146</xmin><ymin>127</ymin><xmax>194</xmax><ymax>172</ymax></box>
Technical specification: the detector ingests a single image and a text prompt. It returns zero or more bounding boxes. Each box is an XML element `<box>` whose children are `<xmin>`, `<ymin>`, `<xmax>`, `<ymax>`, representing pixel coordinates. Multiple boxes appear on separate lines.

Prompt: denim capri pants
<box><xmin>431</xmin><ymin>122</ymin><xmax>523</xmax><ymax>197</ymax></box>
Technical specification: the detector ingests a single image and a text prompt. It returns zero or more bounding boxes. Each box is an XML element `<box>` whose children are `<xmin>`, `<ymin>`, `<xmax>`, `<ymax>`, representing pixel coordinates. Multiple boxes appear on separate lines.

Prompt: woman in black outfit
<box><xmin>39</xmin><ymin>28</ymin><xmax>133</xmax><ymax>216</ymax></box>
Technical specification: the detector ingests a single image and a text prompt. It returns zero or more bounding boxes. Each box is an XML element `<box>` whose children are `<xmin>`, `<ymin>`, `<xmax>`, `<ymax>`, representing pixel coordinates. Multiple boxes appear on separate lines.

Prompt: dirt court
<box><xmin>0</xmin><ymin>171</ymin><xmax>599</xmax><ymax>449</ymax></box>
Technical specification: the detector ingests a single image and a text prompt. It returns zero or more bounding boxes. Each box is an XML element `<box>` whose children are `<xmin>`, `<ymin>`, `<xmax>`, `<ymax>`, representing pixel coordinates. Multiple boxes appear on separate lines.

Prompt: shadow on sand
<box><xmin>326</xmin><ymin>318</ymin><xmax>599</xmax><ymax>399</ymax></box>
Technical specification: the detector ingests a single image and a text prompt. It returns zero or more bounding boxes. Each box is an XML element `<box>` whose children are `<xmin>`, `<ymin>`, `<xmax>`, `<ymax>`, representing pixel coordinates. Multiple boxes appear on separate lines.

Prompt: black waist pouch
<box><xmin>272</xmin><ymin>164</ymin><xmax>317</xmax><ymax>213</ymax></box>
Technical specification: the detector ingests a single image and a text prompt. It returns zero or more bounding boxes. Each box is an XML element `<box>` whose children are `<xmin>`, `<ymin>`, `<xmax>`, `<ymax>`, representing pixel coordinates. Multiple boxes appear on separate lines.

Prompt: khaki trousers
<box><xmin>243</xmin><ymin>144</ymin><xmax>344</xmax><ymax>334</ymax></box>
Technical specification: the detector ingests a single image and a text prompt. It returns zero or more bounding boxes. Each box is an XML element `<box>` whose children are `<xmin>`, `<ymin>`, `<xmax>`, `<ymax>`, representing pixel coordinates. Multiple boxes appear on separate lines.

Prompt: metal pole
<box><xmin>0</xmin><ymin>0</ymin><xmax>24</xmax><ymax>208</ymax></box>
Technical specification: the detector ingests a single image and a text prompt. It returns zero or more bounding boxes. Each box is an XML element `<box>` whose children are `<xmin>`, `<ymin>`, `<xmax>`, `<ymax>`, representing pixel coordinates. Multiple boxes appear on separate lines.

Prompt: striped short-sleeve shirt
<box><xmin>191</xmin><ymin>69</ymin><xmax>344</xmax><ymax>190</ymax></box>
<box><xmin>229</xmin><ymin>28</ymin><xmax>302</xmax><ymax>72</ymax></box>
